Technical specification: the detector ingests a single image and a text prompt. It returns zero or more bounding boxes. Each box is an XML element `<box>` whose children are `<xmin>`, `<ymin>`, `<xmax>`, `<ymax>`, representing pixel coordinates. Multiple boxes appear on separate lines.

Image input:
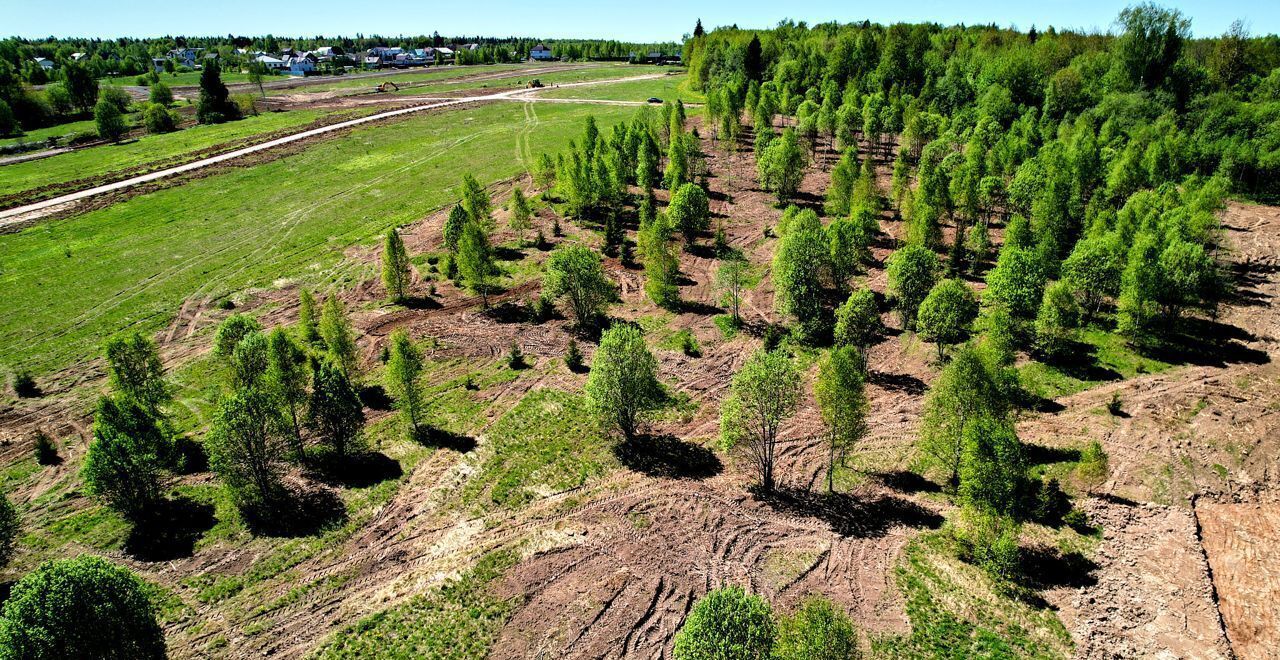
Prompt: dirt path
<box><xmin>0</xmin><ymin>73</ymin><xmax>669</xmax><ymax>230</ymax></box>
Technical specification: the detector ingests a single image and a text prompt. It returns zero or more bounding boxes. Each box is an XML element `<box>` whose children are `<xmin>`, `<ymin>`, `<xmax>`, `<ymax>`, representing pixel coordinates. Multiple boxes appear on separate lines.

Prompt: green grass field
<box><xmin>538</xmin><ymin>73</ymin><xmax>703</xmax><ymax>104</ymax></box>
<box><xmin>265</xmin><ymin>63</ymin><xmax>534</xmax><ymax>96</ymax></box>
<box><xmin>101</xmin><ymin>71</ymin><xmax>254</xmax><ymax>86</ymax></box>
<box><xmin>0</xmin><ymin>117</ymin><xmax>111</xmax><ymax>149</ymax></box>
<box><xmin>393</xmin><ymin>64</ymin><xmax>649</xmax><ymax>95</ymax></box>
<box><xmin>0</xmin><ymin>109</ymin><xmax>334</xmax><ymax>198</ymax></box>
<box><xmin>0</xmin><ymin>101</ymin><xmax>635</xmax><ymax>378</ymax></box>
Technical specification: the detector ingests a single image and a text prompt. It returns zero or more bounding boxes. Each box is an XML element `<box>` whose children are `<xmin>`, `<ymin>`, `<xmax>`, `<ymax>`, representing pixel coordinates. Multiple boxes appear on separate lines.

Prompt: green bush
<box><xmin>32</xmin><ymin>429</ymin><xmax>58</xmax><ymax>466</ymax></box>
<box><xmin>673</xmin><ymin>586</ymin><xmax>774</xmax><ymax>660</ymax></box>
<box><xmin>11</xmin><ymin>371</ymin><xmax>38</xmax><ymax>398</ymax></box>
<box><xmin>774</xmin><ymin>596</ymin><xmax>860</xmax><ymax>660</ymax></box>
<box><xmin>0</xmin><ymin>495</ymin><xmax>19</xmax><ymax>569</ymax></box>
<box><xmin>0</xmin><ymin>556</ymin><xmax>166</xmax><ymax>659</ymax></box>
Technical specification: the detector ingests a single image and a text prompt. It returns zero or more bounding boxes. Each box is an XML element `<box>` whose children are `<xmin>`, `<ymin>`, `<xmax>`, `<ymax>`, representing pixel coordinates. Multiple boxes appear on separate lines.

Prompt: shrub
<box><xmin>1076</xmin><ymin>440</ymin><xmax>1110</xmax><ymax>493</ymax></box>
<box><xmin>0</xmin><ymin>556</ymin><xmax>166</xmax><ymax>659</ymax></box>
<box><xmin>673</xmin><ymin>586</ymin><xmax>774</xmax><ymax>660</ymax></box>
<box><xmin>143</xmin><ymin>103</ymin><xmax>176</xmax><ymax>134</ymax></box>
<box><xmin>11</xmin><ymin>371</ymin><xmax>38</xmax><ymax>398</ymax></box>
<box><xmin>98</xmin><ymin>86</ymin><xmax>133</xmax><ymax>113</ymax></box>
<box><xmin>507</xmin><ymin>343</ymin><xmax>526</xmax><ymax>369</ymax></box>
<box><xmin>33</xmin><ymin>429</ymin><xmax>58</xmax><ymax>465</ymax></box>
<box><xmin>564</xmin><ymin>339</ymin><xmax>584</xmax><ymax>372</ymax></box>
<box><xmin>774</xmin><ymin>596</ymin><xmax>859</xmax><ymax>660</ymax></box>
<box><xmin>674</xmin><ymin>329</ymin><xmax>701</xmax><ymax>357</ymax></box>
<box><xmin>0</xmin><ymin>494</ymin><xmax>18</xmax><ymax>569</ymax></box>
<box><xmin>94</xmin><ymin>97</ymin><xmax>127</xmax><ymax>142</ymax></box>
<box><xmin>147</xmin><ymin>82</ymin><xmax>173</xmax><ymax>107</ymax></box>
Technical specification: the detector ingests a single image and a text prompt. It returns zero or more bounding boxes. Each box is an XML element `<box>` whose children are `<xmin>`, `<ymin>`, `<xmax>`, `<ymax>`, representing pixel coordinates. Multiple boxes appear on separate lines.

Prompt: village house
<box><xmin>255</xmin><ymin>54</ymin><xmax>287</xmax><ymax>71</ymax></box>
<box><xmin>32</xmin><ymin>57</ymin><xmax>54</xmax><ymax>71</ymax></box>
<box><xmin>285</xmin><ymin>54</ymin><xmax>316</xmax><ymax>75</ymax></box>
<box><xmin>167</xmin><ymin>47</ymin><xmax>203</xmax><ymax>68</ymax></box>
<box><xmin>530</xmin><ymin>44</ymin><xmax>554</xmax><ymax>61</ymax></box>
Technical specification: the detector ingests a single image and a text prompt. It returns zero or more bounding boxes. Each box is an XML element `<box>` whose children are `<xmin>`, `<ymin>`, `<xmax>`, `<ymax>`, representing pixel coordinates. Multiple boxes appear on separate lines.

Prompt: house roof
<box><xmin>531</xmin><ymin>44</ymin><xmax>551</xmax><ymax>51</ymax></box>
<box><xmin>256</xmin><ymin>55</ymin><xmax>285</xmax><ymax>64</ymax></box>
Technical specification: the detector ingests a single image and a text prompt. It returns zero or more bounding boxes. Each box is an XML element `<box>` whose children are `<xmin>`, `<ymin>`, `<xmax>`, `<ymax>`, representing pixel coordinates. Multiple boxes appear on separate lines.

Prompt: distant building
<box><xmin>70</xmin><ymin>52</ymin><xmax>87</xmax><ymax>62</ymax></box>
<box><xmin>530</xmin><ymin>44</ymin><xmax>554</xmax><ymax>61</ymax></box>
<box><xmin>167</xmin><ymin>47</ymin><xmax>203</xmax><ymax>68</ymax></box>
<box><xmin>285</xmin><ymin>55</ymin><xmax>316</xmax><ymax>75</ymax></box>
<box><xmin>255</xmin><ymin>55</ymin><xmax>287</xmax><ymax>71</ymax></box>
<box><xmin>364</xmin><ymin>47</ymin><xmax>404</xmax><ymax>68</ymax></box>
<box><xmin>32</xmin><ymin>57</ymin><xmax>54</xmax><ymax>71</ymax></box>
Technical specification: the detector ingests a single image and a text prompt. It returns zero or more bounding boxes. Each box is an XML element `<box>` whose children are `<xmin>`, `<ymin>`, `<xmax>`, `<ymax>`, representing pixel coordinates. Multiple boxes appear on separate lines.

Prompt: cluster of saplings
<box><xmin>0</xmin><ymin>54</ymin><xmax>249</xmax><ymax>143</ymax></box>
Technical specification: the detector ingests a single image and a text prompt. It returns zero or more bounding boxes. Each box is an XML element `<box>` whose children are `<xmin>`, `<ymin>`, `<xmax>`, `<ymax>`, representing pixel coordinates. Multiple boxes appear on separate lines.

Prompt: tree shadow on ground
<box><xmin>1016</xmin><ymin>545</ymin><xmax>1098</xmax><ymax>591</ymax></box>
<box><xmin>868</xmin><ymin>370</ymin><xmax>927</xmax><ymax>396</ymax></box>
<box><xmin>168</xmin><ymin>435</ymin><xmax>209</xmax><ymax>474</ymax></box>
<box><xmin>1149</xmin><ymin>317</ymin><xmax>1270</xmax><ymax>368</ymax></box>
<box><xmin>359</xmin><ymin>385</ymin><xmax>394</xmax><ymax>411</ymax></box>
<box><xmin>868</xmin><ymin>470</ymin><xmax>942</xmax><ymax>495</ymax></box>
<box><xmin>755</xmin><ymin>487</ymin><xmax>944</xmax><ymax>539</ymax></box>
<box><xmin>485</xmin><ymin>300</ymin><xmax>533</xmax><ymax>324</ymax></box>
<box><xmin>1228</xmin><ymin>258</ymin><xmax>1278</xmax><ymax>308</ymax></box>
<box><xmin>414</xmin><ymin>426</ymin><xmax>478</xmax><ymax>453</ymax></box>
<box><xmin>493</xmin><ymin>246</ymin><xmax>525</xmax><ymax>262</ymax></box>
<box><xmin>243</xmin><ymin>483</ymin><xmax>347</xmax><ymax>538</ymax></box>
<box><xmin>125</xmin><ymin>496</ymin><xmax>216</xmax><ymax>561</ymax></box>
<box><xmin>1024</xmin><ymin>443</ymin><xmax>1081</xmax><ymax>466</ymax></box>
<box><xmin>1041</xmin><ymin>340</ymin><xmax>1124</xmax><ymax>383</ymax></box>
<box><xmin>307</xmin><ymin>450</ymin><xmax>403</xmax><ymax>488</ymax></box>
<box><xmin>678</xmin><ymin>300</ymin><xmax>722</xmax><ymax>316</ymax></box>
<box><xmin>614</xmin><ymin>434</ymin><xmax>722</xmax><ymax>480</ymax></box>
<box><xmin>403</xmin><ymin>295</ymin><xmax>443</xmax><ymax>310</ymax></box>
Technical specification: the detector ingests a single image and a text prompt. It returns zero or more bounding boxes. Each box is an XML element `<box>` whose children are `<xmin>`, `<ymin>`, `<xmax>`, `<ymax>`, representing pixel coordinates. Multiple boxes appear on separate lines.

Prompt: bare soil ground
<box><xmin>3</xmin><ymin>109</ymin><xmax>1279</xmax><ymax>658</ymax></box>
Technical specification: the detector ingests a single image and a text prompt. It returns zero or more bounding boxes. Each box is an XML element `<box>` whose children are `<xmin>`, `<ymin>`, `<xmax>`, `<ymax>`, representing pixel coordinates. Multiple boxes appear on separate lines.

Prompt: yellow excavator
<box><xmin>375</xmin><ymin>81</ymin><xmax>400</xmax><ymax>93</ymax></box>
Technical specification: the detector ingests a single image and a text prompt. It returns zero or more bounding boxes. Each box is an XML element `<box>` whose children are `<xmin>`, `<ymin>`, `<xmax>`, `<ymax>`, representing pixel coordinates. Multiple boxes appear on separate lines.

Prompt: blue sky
<box><xmin>8</xmin><ymin>0</ymin><xmax>1278</xmax><ymax>41</ymax></box>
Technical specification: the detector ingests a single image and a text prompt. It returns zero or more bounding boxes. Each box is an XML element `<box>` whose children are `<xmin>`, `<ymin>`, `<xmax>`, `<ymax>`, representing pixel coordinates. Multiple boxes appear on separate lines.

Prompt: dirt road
<box><xmin>0</xmin><ymin>74</ymin><xmax>669</xmax><ymax>231</ymax></box>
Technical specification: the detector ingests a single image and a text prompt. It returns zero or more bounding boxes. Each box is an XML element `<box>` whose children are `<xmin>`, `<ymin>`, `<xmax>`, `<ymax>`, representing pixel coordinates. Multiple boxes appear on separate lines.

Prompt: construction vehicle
<box><xmin>527</xmin><ymin>79</ymin><xmax>544</xmax><ymax>89</ymax></box>
<box><xmin>375</xmin><ymin>81</ymin><xmax>400</xmax><ymax>93</ymax></box>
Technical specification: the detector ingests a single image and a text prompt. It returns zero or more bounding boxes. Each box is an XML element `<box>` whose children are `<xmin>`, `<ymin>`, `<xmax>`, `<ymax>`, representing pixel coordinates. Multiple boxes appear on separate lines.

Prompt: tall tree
<box><xmin>82</xmin><ymin>396</ymin><xmax>170</xmax><ymax>524</ymax></box>
<box><xmin>460</xmin><ymin>173</ymin><xmax>493</xmax><ymax>228</ymax></box>
<box><xmin>543</xmin><ymin>245</ymin><xmax>614</xmax><ymax>327</ymax></box>
<box><xmin>773</xmin><ymin>220</ymin><xmax>831</xmax><ymax>343</ymax></box>
<box><xmin>918</xmin><ymin>345</ymin><xmax>1012</xmax><ymax>488</ymax></box>
<box><xmin>721</xmin><ymin>350</ymin><xmax>801</xmax><ymax>493</ymax></box>
<box><xmin>320</xmin><ymin>296</ymin><xmax>358</xmax><ymax>374</ymax></box>
<box><xmin>196</xmin><ymin>59</ymin><xmax>237</xmax><ymax>124</ymax></box>
<box><xmin>385</xmin><ymin>329</ymin><xmax>425</xmax><ymax>440</ymax></box>
<box><xmin>715</xmin><ymin>257</ymin><xmax>750</xmax><ymax>326</ymax></box>
<box><xmin>298</xmin><ymin>289</ymin><xmax>320</xmax><ymax>344</ymax></box>
<box><xmin>308</xmin><ymin>361</ymin><xmax>365</xmax><ymax>458</ymax></box>
<box><xmin>916</xmin><ymin>279</ymin><xmax>979</xmax><ymax>360</ymax></box>
<box><xmin>457</xmin><ymin>220</ymin><xmax>495</xmax><ymax>307</ymax></box>
<box><xmin>508</xmin><ymin>187</ymin><xmax>533</xmax><ymax>243</ymax></box>
<box><xmin>265</xmin><ymin>328</ymin><xmax>309</xmax><ymax>456</ymax></box>
<box><xmin>886</xmin><ymin>244</ymin><xmax>940</xmax><ymax>330</ymax></box>
<box><xmin>103</xmin><ymin>332</ymin><xmax>169</xmax><ymax>416</ymax></box>
<box><xmin>585</xmin><ymin>324</ymin><xmax>664</xmax><ymax>440</ymax></box>
<box><xmin>208</xmin><ymin>389</ymin><xmax>288</xmax><ymax>509</ymax></box>
<box><xmin>814</xmin><ymin>346</ymin><xmax>868</xmax><ymax>492</ymax></box>
<box><xmin>381</xmin><ymin>227</ymin><xmax>412</xmax><ymax>303</ymax></box>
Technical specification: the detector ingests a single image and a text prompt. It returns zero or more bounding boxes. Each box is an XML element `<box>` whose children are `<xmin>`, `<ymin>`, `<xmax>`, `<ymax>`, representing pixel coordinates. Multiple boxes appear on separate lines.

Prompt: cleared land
<box><xmin>2</xmin><ymin>64</ymin><xmax>1276</xmax><ymax>660</ymax></box>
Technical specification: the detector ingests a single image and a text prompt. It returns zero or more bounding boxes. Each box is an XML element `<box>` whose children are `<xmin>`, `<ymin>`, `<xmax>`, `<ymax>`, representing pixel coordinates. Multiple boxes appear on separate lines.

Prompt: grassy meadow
<box><xmin>0</xmin><ymin>100</ymin><xmax>635</xmax><ymax>378</ymax></box>
<box><xmin>0</xmin><ymin>109</ymin><xmax>339</xmax><ymax>198</ymax></box>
